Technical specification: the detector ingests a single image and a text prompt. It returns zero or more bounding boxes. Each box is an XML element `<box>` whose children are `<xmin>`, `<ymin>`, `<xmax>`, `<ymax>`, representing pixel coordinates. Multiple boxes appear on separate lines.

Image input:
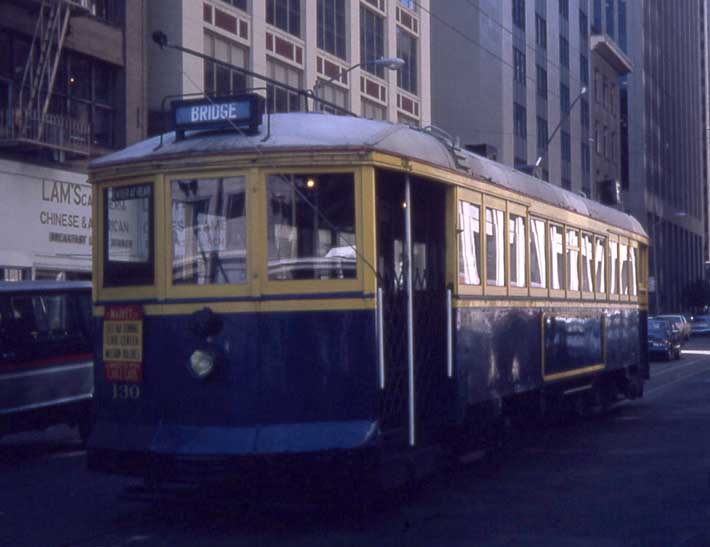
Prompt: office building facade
<box><xmin>625</xmin><ymin>0</ymin><xmax>705</xmax><ymax>312</ymax></box>
<box><xmin>146</xmin><ymin>0</ymin><xmax>431</xmax><ymax>130</ymax></box>
<box><xmin>431</xmin><ymin>0</ymin><xmax>592</xmax><ymax>193</ymax></box>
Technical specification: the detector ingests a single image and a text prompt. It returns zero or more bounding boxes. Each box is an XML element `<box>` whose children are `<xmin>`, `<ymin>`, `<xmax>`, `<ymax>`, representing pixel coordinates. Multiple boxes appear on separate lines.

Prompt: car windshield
<box><xmin>648</xmin><ymin>322</ymin><xmax>667</xmax><ymax>334</ymax></box>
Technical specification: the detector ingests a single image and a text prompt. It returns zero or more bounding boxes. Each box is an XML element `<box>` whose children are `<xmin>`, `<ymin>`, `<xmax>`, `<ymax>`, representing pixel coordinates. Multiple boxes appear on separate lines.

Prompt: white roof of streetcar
<box><xmin>91</xmin><ymin>113</ymin><xmax>647</xmax><ymax>238</ymax></box>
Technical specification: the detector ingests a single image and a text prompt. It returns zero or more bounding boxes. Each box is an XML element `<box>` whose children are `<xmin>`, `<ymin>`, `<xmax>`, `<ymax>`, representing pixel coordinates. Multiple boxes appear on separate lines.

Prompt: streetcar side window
<box><xmin>549</xmin><ymin>224</ymin><xmax>564</xmax><ymax>290</ymax></box>
<box><xmin>581</xmin><ymin>233</ymin><xmax>593</xmax><ymax>292</ymax></box>
<box><xmin>609</xmin><ymin>240</ymin><xmax>618</xmax><ymax>294</ymax></box>
<box><xmin>595</xmin><ymin>236</ymin><xmax>606</xmax><ymax>293</ymax></box>
<box><xmin>458</xmin><ymin>201</ymin><xmax>481</xmax><ymax>286</ymax></box>
<box><xmin>103</xmin><ymin>183</ymin><xmax>154</xmax><ymax>287</ymax></box>
<box><xmin>171</xmin><ymin>176</ymin><xmax>247</xmax><ymax>285</ymax></box>
<box><xmin>566</xmin><ymin>228</ymin><xmax>580</xmax><ymax>291</ymax></box>
<box><xmin>530</xmin><ymin>217</ymin><xmax>547</xmax><ymax>289</ymax></box>
<box><xmin>620</xmin><ymin>242</ymin><xmax>629</xmax><ymax>295</ymax></box>
<box><xmin>509</xmin><ymin>214</ymin><xmax>526</xmax><ymax>288</ymax></box>
<box><xmin>630</xmin><ymin>246</ymin><xmax>638</xmax><ymax>296</ymax></box>
<box><xmin>485</xmin><ymin>207</ymin><xmax>505</xmax><ymax>287</ymax></box>
<box><xmin>267</xmin><ymin>173</ymin><xmax>356</xmax><ymax>280</ymax></box>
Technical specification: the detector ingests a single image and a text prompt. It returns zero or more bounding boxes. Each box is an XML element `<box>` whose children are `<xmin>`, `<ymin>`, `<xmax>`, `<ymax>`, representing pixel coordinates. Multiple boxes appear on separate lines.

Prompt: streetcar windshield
<box><xmin>103</xmin><ymin>183</ymin><xmax>154</xmax><ymax>287</ymax></box>
<box><xmin>267</xmin><ymin>173</ymin><xmax>356</xmax><ymax>280</ymax></box>
<box><xmin>171</xmin><ymin>176</ymin><xmax>247</xmax><ymax>285</ymax></box>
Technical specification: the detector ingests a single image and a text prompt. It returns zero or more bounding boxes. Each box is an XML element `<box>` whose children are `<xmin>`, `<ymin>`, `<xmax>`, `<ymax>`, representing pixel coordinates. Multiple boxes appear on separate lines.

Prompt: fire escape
<box><xmin>0</xmin><ymin>0</ymin><xmax>91</xmax><ymax>156</ymax></box>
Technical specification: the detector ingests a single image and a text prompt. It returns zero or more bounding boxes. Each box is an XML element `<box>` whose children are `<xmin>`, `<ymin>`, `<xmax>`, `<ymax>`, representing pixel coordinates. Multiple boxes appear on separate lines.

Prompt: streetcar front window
<box><xmin>267</xmin><ymin>173</ymin><xmax>356</xmax><ymax>280</ymax></box>
<box><xmin>171</xmin><ymin>176</ymin><xmax>247</xmax><ymax>285</ymax></box>
<box><xmin>103</xmin><ymin>184</ymin><xmax>153</xmax><ymax>287</ymax></box>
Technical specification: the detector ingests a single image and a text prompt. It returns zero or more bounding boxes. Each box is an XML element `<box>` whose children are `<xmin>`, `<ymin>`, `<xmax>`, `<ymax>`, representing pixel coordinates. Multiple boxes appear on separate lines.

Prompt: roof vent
<box><xmin>465</xmin><ymin>144</ymin><xmax>497</xmax><ymax>161</ymax></box>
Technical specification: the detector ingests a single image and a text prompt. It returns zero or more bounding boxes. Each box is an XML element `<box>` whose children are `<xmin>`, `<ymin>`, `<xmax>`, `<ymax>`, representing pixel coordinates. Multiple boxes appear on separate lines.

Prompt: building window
<box><xmin>88</xmin><ymin>0</ymin><xmax>117</xmax><ymax>22</ymax></box>
<box><xmin>580</xmin><ymin>54</ymin><xmax>589</xmax><ymax>85</ymax></box>
<box><xmin>218</xmin><ymin>0</ymin><xmax>247</xmax><ymax>11</ymax></box>
<box><xmin>360</xmin><ymin>6</ymin><xmax>385</xmax><ymax>78</ymax></box>
<box><xmin>580</xmin><ymin>97</ymin><xmax>589</xmax><ymax>128</ymax></box>
<box><xmin>513</xmin><ymin>47</ymin><xmax>526</xmax><ymax>85</ymax></box>
<box><xmin>317</xmin><ymin>0</ymin><xmax>346</xmax><ymax>59</ymax></box>
<box><xmin>581</xmin><ymin>141</ymin><xmax>591</xmax><ymax>173</ymax></box>
<box><xmin>266</xmin><ymin>58</ymin><xmax>304</xmax><ymax>113</ymax></box>
<box><xmin>559</xmin><ymin>0</ymin><xmax>569</xmax><ymax>19</ymax></box>
<box><xmin>559</xmin><ymin>36</ymin><xmax>569</xmax><ymax>68</ymax></box>
<box><xmin>560</xmin><ymin>83</ymin><xmax>570</xmax><ymax>113</ymax></box>
<box><xmin>535</xmin><ymin>14</ymin><xmax>547</xmax><ymax>48</ymax></box>
<box><xmin>267</xmin><ymin>0</ymin><xmax>301</xmax><ymax>37</ymax></box>
<box><xmin>537</xmin><ymin>117</ymin><xmax>548</xmax><ymax>153</ymax></box>
<box><xmin>561</xmin><ymin>130</ymin><xmax>571</xmax><ymax>162</ymax></box>
<box><xmin>204</xmin><ymin>32</ymin><xmax>248</xmax><ymax>97</ymax></box>
<box><xmin>362</xmin><ymin>99</ymin><xmax>386</xmax><ymax>120</ymax></box>
<box><xmin>594</xmin><ymin>69</ymin><xmax>600</xmax><ymax>101</ymax></box>
<box><xmin>315</xmin><ymin>80</ymin><xmax>348</xmax><ymax>113</ymax></box>
<box><xmin>602</xmin><ymin>126</ymin><xmax>608</xmax><ymax>157</ymax></box>
<box><xmin>399</xmin><ymin>0</ymin><xmax>416</xmax><ymax>9</ymax></box>
<box><xmin>605</xmin><ymin>0</ymin><xmax>615</xmax><ymax>39</ymax></box>
<box><xmin>611</xmin><ymin>131</ymin><xmax>616</xmax><ymax>161</ymax></box>
<box><xmin>514</xmin><ymin>102</ymin><xmax>527</xmax><ymax>140</ymax></box>
<box><xmin>593</xmin><ymin>0</ymin><xmax>602</xmax><ymax>33</ymax></box>
<box><xmin>602</xmin><ymin>77</ymin><xmax>608</xmax><ymax>108</ymax></box>
<box><xmin>397</xmin><ymin>28</ymin><xmax>418</xmax><ymax>94</ymax></box>
<box><xmin>594</xmin><ymin>123</ymin><xmax>601</xmax><ymax>154</ymax></box>
<box><xmin>579</xmin><ymin>9</ymin><xmax>588</xmax><ymax>40</ymax></box>
<box><xmin>513</xmin><ymin>0</ymin><xmax>525</xmax><ymax>30</ymax></box>
<box><xmin>536</xmin><ymin>65</ymin><xmax>547</xmax><ymax>99</ymax></box>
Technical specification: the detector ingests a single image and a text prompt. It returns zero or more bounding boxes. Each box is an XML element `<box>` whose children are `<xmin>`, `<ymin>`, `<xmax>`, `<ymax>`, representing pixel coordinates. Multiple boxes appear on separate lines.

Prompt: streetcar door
<box><xmin>376</xmin><ymin>170</ymin><xmax>448</xmax><ymax>447</ymax></box>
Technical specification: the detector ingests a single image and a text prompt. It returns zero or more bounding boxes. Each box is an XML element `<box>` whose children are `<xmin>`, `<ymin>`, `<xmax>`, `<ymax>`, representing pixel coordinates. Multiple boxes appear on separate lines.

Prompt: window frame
<box><xmin>260</xmin><ymin>166</ymin><xmax>365</xmax><ymax>296</ymax></box>
<box><xmin>482</xmin><ymin>194</ymin><xmax>507</xmax><ymax>297</ymax></box>
<box><xmin>508</xmin><ymin>202</ymin><xmax>528</xmax><ymax>297</ymax></box>
<box><xmin>529</xmin><ymin>216</ymin><xmax>549</xmax><ymax>298</ymax></box>
<box><xmin>166</xmin><ymin>170</ymin><xmax>252</xmax><ymax>299</ymax></box>
<box><xmin>565</xmin><ymin>226</ymin><xmax>581</xmax><ymax>299</ymax></box>
<box><xmin>580</xmin><ymin>231</ymin><xmax>594</xmax><ymax>299</ymax></box>
<box><xmin>456</xmin><ymin>188</ymin><xmax>483</xmax><ymax>297</ymax></box>
<box><xmin>548</xmin><ymin>222</ymin><xmax>566</xmax><ymax>298</ymax></box>
<box><xmin>607</xmin><ymin>236</ymin><xmax>620</xmax><ymax>301</ymax></box>
<box><xmin>96</xmin><ymin>176</ymin><xmax>162</xmax><ymax>302</ymax></box>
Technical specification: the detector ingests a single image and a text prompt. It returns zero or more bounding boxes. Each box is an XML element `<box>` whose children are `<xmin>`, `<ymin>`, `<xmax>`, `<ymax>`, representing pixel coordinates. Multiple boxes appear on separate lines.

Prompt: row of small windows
<box><xmin>457</xmin><ymin>201</ymin><xmax>640</xmax><ymax>296</ymax></box>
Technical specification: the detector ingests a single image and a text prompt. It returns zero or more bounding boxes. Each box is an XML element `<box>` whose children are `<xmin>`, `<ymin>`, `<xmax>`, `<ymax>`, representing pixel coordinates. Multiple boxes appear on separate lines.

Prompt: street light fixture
<box><xmin>311</xmin><ymin>57</ymin><xmax>405</xmax><ymax>110</ymax></box>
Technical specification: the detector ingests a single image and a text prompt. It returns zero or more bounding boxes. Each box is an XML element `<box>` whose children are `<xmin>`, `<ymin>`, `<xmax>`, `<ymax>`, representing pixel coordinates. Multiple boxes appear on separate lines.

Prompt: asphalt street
<box><xmin>4</xmin><ymin>338</ymin><xmax>710</xmax><ymax>547</ymax></box>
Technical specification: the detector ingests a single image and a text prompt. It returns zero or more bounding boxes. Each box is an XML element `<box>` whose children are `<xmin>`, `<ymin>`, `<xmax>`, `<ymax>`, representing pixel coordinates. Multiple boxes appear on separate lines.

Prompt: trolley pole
<box><xmin>404</xmin><ymin>174</ymin><xmax>416</xmax><ymax>447</ymax></box>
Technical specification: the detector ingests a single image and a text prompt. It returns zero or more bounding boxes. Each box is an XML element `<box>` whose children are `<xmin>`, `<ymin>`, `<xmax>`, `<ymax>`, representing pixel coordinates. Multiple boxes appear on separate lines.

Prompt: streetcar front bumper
<box><xmin>87</xmin><ymin>420</ymin><xmax>379</xmax><ymax>482</ymax></box>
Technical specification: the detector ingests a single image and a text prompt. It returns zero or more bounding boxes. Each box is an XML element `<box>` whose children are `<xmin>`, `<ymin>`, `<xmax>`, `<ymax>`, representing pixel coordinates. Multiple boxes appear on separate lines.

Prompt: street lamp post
<box><xmin>311</xmin><ymin>57</ymin><xmax>405</xmax><ymax>111</ymax></box>
<box><xmin>534</xmin><ymin>86</ymin><xmax>588</xmax><ymax>171</ymax></box>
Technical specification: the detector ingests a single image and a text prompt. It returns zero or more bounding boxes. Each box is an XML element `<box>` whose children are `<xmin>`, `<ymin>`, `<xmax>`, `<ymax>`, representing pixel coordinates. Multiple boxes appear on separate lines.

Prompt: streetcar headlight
<box><xmin>188</xmin><ymin>349</ymin><xmax>216</xmax><ymax>379</ymax></box>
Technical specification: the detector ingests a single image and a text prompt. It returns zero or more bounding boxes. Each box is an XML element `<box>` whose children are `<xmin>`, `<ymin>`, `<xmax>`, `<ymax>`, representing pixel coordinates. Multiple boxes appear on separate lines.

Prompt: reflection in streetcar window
<box><xmin>171</xmin><ymin>176</ymin><xmax>247</xmax><ymax>285</ymax></box>
<box><xmin>458</xmin><ymin>201</ymin><xmax>481</xmax><ymax>286</ymax></box>
<box><xmin>267</xmin><ymin>173</ymin><xmax>356</xmax><ymax>280</ymax></box>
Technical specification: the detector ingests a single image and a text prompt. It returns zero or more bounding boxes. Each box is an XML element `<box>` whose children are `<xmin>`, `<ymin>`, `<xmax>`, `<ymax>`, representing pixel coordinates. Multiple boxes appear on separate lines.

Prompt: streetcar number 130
<box><xmin>113</xmin><ymin>384</ymin><xmax>141</xmax><ymax>399</ymax></box>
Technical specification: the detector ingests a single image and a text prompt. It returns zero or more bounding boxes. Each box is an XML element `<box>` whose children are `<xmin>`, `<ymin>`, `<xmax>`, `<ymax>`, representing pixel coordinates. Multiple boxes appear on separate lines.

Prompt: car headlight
<box><xmin>189</xmin><ymin>349</ymin><xmax>216</xmax><ymax>379</ymax></box>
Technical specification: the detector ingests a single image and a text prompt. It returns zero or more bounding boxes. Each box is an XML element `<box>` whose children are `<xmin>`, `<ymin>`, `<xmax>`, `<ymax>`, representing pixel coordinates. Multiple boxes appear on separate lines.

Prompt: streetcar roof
<box><xmin>91</xmin><ymin>113</ymin><xmax>647</xmax><ymax>237</ymax></box>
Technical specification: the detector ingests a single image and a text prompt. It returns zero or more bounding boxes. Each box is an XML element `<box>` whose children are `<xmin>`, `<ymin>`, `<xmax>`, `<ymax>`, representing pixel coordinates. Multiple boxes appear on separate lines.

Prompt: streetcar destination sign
<box><xmin>171</xmin><ymin>93</ymin><xmax>265</xmax><ymax>138</ymax></box>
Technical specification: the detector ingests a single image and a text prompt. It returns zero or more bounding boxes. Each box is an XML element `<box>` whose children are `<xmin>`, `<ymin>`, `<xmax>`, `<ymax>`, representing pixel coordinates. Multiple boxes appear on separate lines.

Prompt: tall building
<box><xmin>0</xmin><ymin>0</ymin><xmax>148</xmax><ymax>280</ymax></box>
<box><xmin>146</xmin><ymin>0</ymin><xmax>431</xmax><ymax>131</ymax></box>
<box><xmin>430</xmin><ymin>0</ymin><xmax>592</xmax><ymax>193</ymax></box>
<box><xmin>589</xmin><ymin>0</ymin><xmax>632</xmax><ymax>205</ymax></box>
<box><xmin>625</xmin><ymin>0</ymin><xmax>705</xmax><ymax>312</ymax></box>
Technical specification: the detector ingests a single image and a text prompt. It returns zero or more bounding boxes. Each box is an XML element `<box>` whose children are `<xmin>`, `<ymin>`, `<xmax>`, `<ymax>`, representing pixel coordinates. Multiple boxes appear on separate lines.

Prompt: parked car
<box><xmin>0</xmin><ymin>281</ymin><xmax>94</xmax><ymax>442</ymax></box>
<box><xmin>647</xmin><ymin>318</ymin><xmax>682</xmax><ymax>361</ymax></box>
<box><xmin>689</xmin><ymin>314</ymin><xmax>710</xmax><ymax>335</ymax></box>
<box><xmin>656</xmin><ymin>314</ymin><xmax>691</xmax><ymax>341</ymax></box>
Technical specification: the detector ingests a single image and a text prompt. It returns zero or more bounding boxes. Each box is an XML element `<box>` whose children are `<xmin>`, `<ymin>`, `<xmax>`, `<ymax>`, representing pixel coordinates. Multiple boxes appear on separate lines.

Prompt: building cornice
<box><xmin>591</xmin><ymin>34</ymin><xmax>633</xmax><ymax>75</ymax></box>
